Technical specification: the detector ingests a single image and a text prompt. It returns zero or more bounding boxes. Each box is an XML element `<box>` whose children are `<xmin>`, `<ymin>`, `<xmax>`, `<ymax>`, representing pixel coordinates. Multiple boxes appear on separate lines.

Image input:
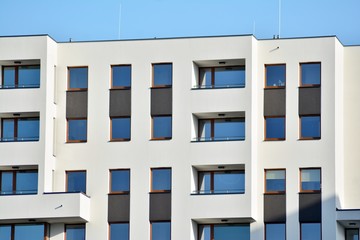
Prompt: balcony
<box><xmin>0</xmin><ymin>192</ymin><xmax>90</xmax><ymax>223</ymax></box>
<box><xmin>0</xmin><ymin>112</ymin><xmax>39</xmax><ymax>142</ymax></box>
<box><xmin>0</xmin><ymin>62</ymin><xmax>40</xmax><ymax>89</ymax></box>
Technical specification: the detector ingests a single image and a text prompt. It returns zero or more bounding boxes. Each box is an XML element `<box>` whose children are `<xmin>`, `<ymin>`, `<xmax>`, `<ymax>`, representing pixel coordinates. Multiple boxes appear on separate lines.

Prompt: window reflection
<box><xmin>67</xmin><ymin>171</ymin><xmax>86</xmax><ymax>193</ymax></box>
<box><xmin>300</xmin><ymin>116</ymin><xmax>320</xmax><ymax>139</ymax></box>
<box><xmin>112</xmin><ymin>65</ymin><xmax>131</xmax><ymax>88</ymax></box>
<box><xmin>67</xmin><ymin>119</ymin><xmax>87</xmax><ymax>142</ymax></box>
<box><xmin>300</xmin><ymin>169</ymin><xmax>321</xmax><ymax>192</ymax></box>
<box><xmin>110</xmin><ymin>223</ymin><xmax>129</xmax><ymax>240</ymax></box>
<box><xmin>110</xmin><ymin>169</ymin><xmax>130</xmax><ymax>193</ymax></box>
<box><xmin>265</xmin><ymin>117</ymin><xmax>285</xmax><ymax>140</ymax></box>
<box><xmin>301</xmin><ymin>63</ymin><xmax>321</xmax><ymax>86</ymax></box>
<box><xmin>153</xmin><ymin>64</ymin><xmax>172</xmax><ymax>87</ymax></box>
<box><xmin>152</xmin><ymin>168</ymin><xmax>171</xmax><ymax>192</ymax></box>
<box><xmin>66</xmin><ymin>224</ymin><xmax>85</xmax><ymax>240</ymax></box>
<box><xmin>111</xmin><ymin>117</ymin><xmax>131</xmax><ymax>140</ymax></box>
<box><xmin>68</xmin><ymin>67</ymin><xmax>88</xmax><ymax>90</ymax></box>
<box><xmin>266</xmin><ymin>65</ymin><xmax>286</xmax><ymax>87</ymax></box>
<box><xmin>152</xmin><ymin>116</ymin><xmax>172</xmax><ymax>139</ymax></box>
<box><xmin>265</xmin><ymin>223</ymin><xmax>286</xmax><ymax>240</ymax></box>
<box><xmin>265</xmin><ymin>170</ymin><xmax>285</xmax><ymax>193</ymax></box>
<box><xmin>151</xmin><ymin>222</ymin><xmax>171</xmax><ymax>240</ymax></box>
<box><xmin>301</xmin><ymin>223</ymin><xmax>321</xmax><ymax>240</ymax></box>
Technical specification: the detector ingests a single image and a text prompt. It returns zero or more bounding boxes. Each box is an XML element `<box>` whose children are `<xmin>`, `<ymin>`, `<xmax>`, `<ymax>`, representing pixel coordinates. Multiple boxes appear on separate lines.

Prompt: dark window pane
<box><xmin>3</xmin><ymin>67</ymin><xmax>15</xmax><ymax>88</ymax></box>
<box><xmin>14</xmin><ymin>224</ymin><xmax>44</xmax><ymax>240</ymax></box>
<box><xmin>153</xmin><ymin>64</ymin><xmax>172</xmax><ymax>86</ymax></box>
<box><xmin>152</xmin><ymin>169</ymin><xmax>171</xmax><ymax>191</ymax></box>
<box><xmin>112</xmin><ymin>65</ymin><xmax>131</xmax><ymax>88</ymax></box>
<box><xmin>301</xmin><ymin>63</ymin><xmax>321</xmax><ymax>85</ymax></box>
<box><xmin>214</xmin><ymin>119</ymin><xmax>245</xmax><ymax>140</ymax></box>
<box><xmin>16</xmin><ymin>171</ymin><xmax>38</xmax><ymax>194</ymax></box>
<box><xmin>198</xmin><ymin>172</ymin><xmax>211</xmax><ymax>193</ymax></box>
<box><xmin>153</xmin><ymin>116</ymin><xmax>172</xmax><ymax>139</ymax></box>
<box><xmin>266</xmin><ymin>223</ymin><xmax>286</xmax><ymax>240</ymax></box>
<box><xmin>66</xmin><ymin>225</ymin><xmax>85</xmax><ymax>240</ymax></box>
<box><xmin>1</xmin><ymin>172</ymin><xmax>13</xmax><ymax>195</ymax></box>
<box><xmin>111</xmin><ymin>170</ymin><xmax>130</xmax><ymax>192</ymax></box>
<box><xmin>213</xmin><ymin>172</ymin><xmax>245</xmax><ymax>193</ymax></box>
<box><xmin>151</xmin><ymin>222</ymin><xmax>171</xmax><ymax>240</ymax></box>
<box><xmin>265</xmin><ymin>117</ymin><xmax>285</xmax><ymax>139</ymax></box>
<box><xmin>199</xmin><ymin>225</ymin><xmax>211</xmax><ymax>240</ymax></box>
<box><xmin>266</xmin><ymin>65</ymin><xmax>286</xmax><ymax>87</ymax></box>
<box><xmin>112</xmin><ymin>118</ymin><xmax>131</xmax><ymax>140</ymax></box>
<box><xmin>69</xmin><ymin>68</ymin><xmax>88</xmax><ymax>89</ymax></box>
<box><xmin>2</xmin><ymin>119</ymin><xmax>14</xmax><ymax>141</ymax></box>
<box><xmin>68</xmin><ymin>119</ymin><xmax>87</xmax><ymax>141</ymax></box>
<box><xmin>346</xmin><ymin>229</ymin><xmax>359</xmax><ymax>240</ymax></box>
<box><xmin>301</xmin><ymin>169</ymin><xmax>321</xmax><ymax>191</ymax></box>
<box><xmin>17</xmin><ymin>119</ymin><xmax>40</xmax><ymax>141</ymax></box>
<box><xmin>301</xmin><ymin>223</ymin><xmax>321</xmax><ymax>240</ymax></box>
<box><xmin>0</xmin><ymin>225</ymin><xmax>11</xmax><ymax>240</ymax></box>
<box><xmin>214</xmin><ymin>225</ymin><xmax>250</xmax><ymax>240</ymax></box>
<box><xmin>301</xmin><ymin>116</ymin><xmax>320</xmax><ymax>138</ymax></box>
<box><xmin>67</xmin><ymin>172</ymin><xmax>86</xmax><ymax>193</ymax></box>
<box><xmin>265</xmin><ymin>170</ymin><xmax>285</xmax><ymax>192</ymax></box>
<box><xmin>110</xmin><ymin>223</ymin><xmax>129</xmax><ymax>240</ymax></box>
<box><xmin>214</xmin><ymin>67</ymin><xmax>245</xmax><ymax>87</ymax></box>
<box><xmin>18</xmin><ymin>66</ymin><xmax>40</xmax><ymax>88</ymax></box>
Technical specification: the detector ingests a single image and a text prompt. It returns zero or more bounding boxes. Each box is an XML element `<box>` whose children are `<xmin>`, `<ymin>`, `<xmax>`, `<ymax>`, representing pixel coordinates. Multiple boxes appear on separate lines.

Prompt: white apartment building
<box><xmin>0</xmin><ymin>34</ymin><xmax>359</xmax><ymax>240</ymax></box>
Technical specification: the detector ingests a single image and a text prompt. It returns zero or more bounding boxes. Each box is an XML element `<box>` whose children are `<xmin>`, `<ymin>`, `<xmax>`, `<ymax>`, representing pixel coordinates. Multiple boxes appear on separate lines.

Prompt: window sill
<box><xmin>109</xmin><ymin>139</ymin><xmax>131</xmax><ymax>142</ymax></box>
<box><xmin>150</xmin><ymin>86</ymin><xmax>172</xmax><ymax>89</ymax></box>
<box><xmin>149</xmin><ymin>191</ymin><xmax>171</xmax><ymax>194</ymax></box>
<box><xmin>264</xmin><ymin>86</ymin><xmax>285</xmax><ymax>89</ymax></box>
<box><xmin>110</xmin><ymin>87</ymin><xmax>131</xmax><ymax>90</ymax></box>
<box><xmin>264</xmin><ymin>138</ymin><xmax>286</xmax><ymax>141</ymax></box>
<box><xmin>67</xmin><ymin>89</ymin><xmax>88</xmax><ymax>92</ymax></box>
<box><xmin>299</xmin><ymin>191</ymin><xmax>321</xmax><ymax>194</ymax></box>
<box><xmin>108</xmin><ymin>192</ymin><xmax>130</xmax><ymax>195</ymax></box>
<box><xmin>298</xmin><ymin>137</ymin><xmax>321</xmax><ymax>141</ymax></box>
<box><xmin>150</xmin><ymin>137</ymin><xmax>172</xmax><ymax>141</ymax></box>
<box><xmin>299</xmin><ymin>85</ymin><xmax>321</xmax><ymax>88</ymax></box>
<box><xmin>264</xmin><ymin>192</ymin><xmax>286</xmax><ymax>195</ymax></box>
<box><xmin>66</xmin><ymin>140</ymin><xmax>87</xmax><ymax>143</ymax></box>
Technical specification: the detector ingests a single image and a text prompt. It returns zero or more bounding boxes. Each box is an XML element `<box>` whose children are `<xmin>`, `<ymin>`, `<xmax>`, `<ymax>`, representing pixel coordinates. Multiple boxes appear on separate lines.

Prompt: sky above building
<box><xmin>0</xmin><ymin>0</ymin><xmax>359</xmax><ymax>45</ymax></box>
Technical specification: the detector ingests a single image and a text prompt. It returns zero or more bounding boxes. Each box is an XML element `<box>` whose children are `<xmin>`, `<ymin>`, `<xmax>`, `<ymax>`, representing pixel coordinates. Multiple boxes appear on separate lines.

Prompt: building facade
<box><xmin>0</xmin><ymin>34</ymin><xmax>359</xmax><ymax>240</ymax></box>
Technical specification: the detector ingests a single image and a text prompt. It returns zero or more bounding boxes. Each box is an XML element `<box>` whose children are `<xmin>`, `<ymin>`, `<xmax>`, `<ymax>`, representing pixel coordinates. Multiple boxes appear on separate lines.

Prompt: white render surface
<box><xmin>0</xmin><ymin>34</ymin><xmax>359</xmax><ymax>240</ymax></box>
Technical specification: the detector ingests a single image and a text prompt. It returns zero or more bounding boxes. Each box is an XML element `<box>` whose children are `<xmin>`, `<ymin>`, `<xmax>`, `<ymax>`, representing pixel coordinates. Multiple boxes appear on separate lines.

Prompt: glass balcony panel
<box><xmin>214</xmin><ymin>119</ymin><xmax>245</xmax><ymax>141</ymax></box>
<box><xmin>213</xmin><ymin>172</ymin><xmax>245</xmax><ymax>194</ymax></box>
<box><xmin>17</xmin><ymin>119</ymin><xmax>40</xmax><ymax>141</ymax></box>
<box><xmin>2</xmin><ymin>119</ymin><xmax>15</xmax><ymax>141</ymax></box>
<box><xmin>214</xmin><ymin>67</ymin><xmax>245</xmax><ymax>88</ymax></box>
<box><xmin>1</xmin><ymin>172</ymin><xmax>13</xmax><ymax>195</ymax></box>
<box><xmin>16</xmin><ymin>171</ymin><xmax>38</xmax><ymax>194</ymax></box>
<box><xmin>18</xmin><ymin>66</ymin><xmax>40</xmax><ymax>88</ymax></box>
<box><xmin>3</xmin><ymin>67</ymin><xmax>15</xmax><ymax>88</ymax></box>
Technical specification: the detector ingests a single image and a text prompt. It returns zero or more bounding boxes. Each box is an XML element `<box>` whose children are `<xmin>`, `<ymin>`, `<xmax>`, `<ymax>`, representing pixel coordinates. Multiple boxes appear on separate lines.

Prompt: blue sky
<box><xmin>0</xmin><ymin>0</ymin><xmax>359</xmax><ymax>45</ymax></box>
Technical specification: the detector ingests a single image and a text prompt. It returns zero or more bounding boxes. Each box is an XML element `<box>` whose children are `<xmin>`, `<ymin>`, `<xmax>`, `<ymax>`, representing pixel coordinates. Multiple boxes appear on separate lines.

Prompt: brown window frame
<box><xmin>67</xmin><ymin>66</ymin><xmax>88</xmax><ymax>91</ymax></box>
<box><xmin>264</xmin><ymin>116</ymin><xmax>286</xmax><ymax>141</ymax></box>
<box><xmin>65</xmin><ymin>224</ymin><xmax>86</xmax><ymax>240</ymax></box>
<box><xmin>197</xmin><ymin>65</ymin><xmax>245</xmax><ymax>89</ymax></box>
<box><xmin>110</xmin><ymin>117</ymin><xmax>131</xmax><ymax>142</ymax></box>
<box><xmin>66</xmin><ymin>170</ymin><xmax>87</xmax><ymax>193</ymax></box>
<box><xmin>264</xmin><ymin>169</ymin><xmax>286</xmax><ymax>194</ymax></box>
<box><xmin>299</xmin><ymin>168</ymin><xmax>321</xmax><ymax>193</ymax></box>
<box><xmin>111</xmin><ymin>64</ymin><xmax>131</xmax><ymax>90</ymax></box>
<box><xmin>151</xmin><ymin>115</ymin><xmax>172</xmax><ymax>140</ymax></box>
<box><xmin>299</xmin><ymin>62</ymin><xmax>321</xmax><ymax>88</ymax></box>
<box><xmin>66</xmin><ymin>118</ymin><xmax>87</xmax><ymax>143</ymax></box>
<box><xmin>1</xmin><ymin>117</ymin><xmax>40</xmax><ymax>142</ymax></box>
<box><xmin>150</xmin><ymin>168</ymin><xmax>171</xmax><ymax>193</ymax></box>
<box><xmin>264</xmin><ymin>64</ymin><xmax>286</xmax><ymax>89</ymax></box>
<box><xmin>152</xmin><ymin>63</ymin><xmax>173</xmax><ymax>88</ymax></box>
<box><xmin>299</xmin><ymin>114</ymin><xmax>321</xmax><ymax>140</ymax></box>
<box><xmin>109</xmin><ymin>169</ymin><xmax>130</xmax><ymax>194</ymax></box>
<box><xmin>1</xmin><ymin>64</ymin><xmax>40</xmax><ymax>89</ymax></box>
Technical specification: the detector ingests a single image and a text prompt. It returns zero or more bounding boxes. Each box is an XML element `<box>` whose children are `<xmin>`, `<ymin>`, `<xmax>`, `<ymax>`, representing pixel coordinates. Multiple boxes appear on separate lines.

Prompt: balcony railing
<box><xmin>192</xmin><ymin>136</ymin><xmax>245</xmax><ymax>142</ymax></box>
<box><xmin>192</xmin><ymin>83</ymin><xmax>245</xmax><ymax>89</ymax></box>
<box><xmin>0</xmin><ymin>189</ymin><xmax>37</xmax><ymax>195</ymax></box>
<box><xmin>0</xmin><ymin>137</ymin><xmax>39</xmax><ymax>142</ymax></box>
<box><xmin>0</xmin><ymin>83</ymin><xmax>40</xmax><ymax>89</ymax></box>
<box><xmin>192</xmin><ymin>188</ymin><xmax>245</xmax><ymax>195</ymax></box>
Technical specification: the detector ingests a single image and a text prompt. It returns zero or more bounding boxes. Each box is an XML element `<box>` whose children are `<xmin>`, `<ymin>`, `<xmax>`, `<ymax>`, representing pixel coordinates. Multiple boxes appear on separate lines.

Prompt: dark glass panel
<box><xmin>214</xmin><ymin>119</ymin><xmax>245</xmax><ymax>140</ymax></box>
<box><xmin>67</xmin><ymin>171</ymin><xmax>86</xmax><ymax>193</ymax></box>
<box><xmin>3</xmin><ymin>67</ymin><xmax>15</xmax><ymax>88</ymax></box>
<box><xmin>2</xmin><ymin>119</ymin><xmax>14</xmax><ymax>141</ymax></box>
<box><xmin>214</xmin><ymin>225</ymin><xmax>250</xmax><ymax>240</ymax></box>
<box><xmin>110</xmin><ymin>223</ymin><xmax>129</xmax><ymax>240</ymax></box>
<box><xmin>301</xmin><ymin>223</ymin><xmax>321</xmax><ymax>240</ymax></box>
<box><xmin>266</xmin><ymin>65</ymin><xmax>286</xmax><ymax>87</ymax></box>
<box><xmin>69</xmin><ymin>68</ymin><xmax>88</xmax><ymax>89</ymax></box>
<box><xmin>152</xmin><ymin>169</ymin><xmax>171</xmax><ymax>191</ymax></box>
<box><xmin>214</xmin><ymin>67</ymin><xmax>245</xmax><ymax>87</ymax></box>
<box><xmin>265</xmin><ymin>117</ymin><xmax>285</xmax><ymax>139</ymax></box>
<box><xmin>213</xmin><ymin>171</ymin><xmax>245</xmax><ymax>193</ymax></box>
<box><xmin>266</xmin><ymin>223</ymin><xmax>286</xmax><ymax>240</ymax></box>
<box><xmin>151</xmin><ymin>222</ymin><xmax>171</xmax><ymax>240</ymax></box>
<box><xmin>18</xmin><ymin>66</ymin><xmax>40</xmax><ymax>87</ymax></box>
<box><xmin>265</xmin><ymin>170</ymin><xmax>285</xmax><ymax>192</ymax></box>
<box><xmin>66</xmin><ymin>225</ymin><xmax>85</xmax><ymax>240</ymax></box>
<box><xmin>112</xmin><ymin>118</ymin><xmax>131</xmax><ymax>140</ymax></box>
<box><xmin>17</xmin><ymin>118</ymin><xmax>40</xmax><ymax>141</ymax></box>
<box><xmin>301</xmin><ymin>63</ymin><xmax>321</xmax><ymax>85</ymax></box>
<box><xmin>111</xmin><ymin>169</ymin><xmax>130</xmax><ymax>192</ymax></box>
<box><xmin>68</xmin><ymin>119</ymin><xmax>87</xmax><ymax>141</ymax></box>
<box><xmin>301</xmin><ymin>116</ymin><xmax>320</xmax><ymax>138</ymax></box>
<box><xmin>153</xmin><ymin>64</ymin><xmax>172</xmax><ymax>86</ymax></box>
<box><xmin>1</xmin><ymin>172</ymin><xmax>13</xmax><ymax>195</ymax></box>
<box><xmin>0</xmin><ymin>225</ymin><xmax>11</xmax><ymax>240</ymax></box>
<box><xmin>16</xmin><ymin>171</ymin><xmax>38</xmax><ymax>194</ymax></box>
<box><xmin>346</xmin><ymin>229</ymin><xmax>359</xmax><ymax>240</ymax></box>
<box><xmin>14</xmin><ymin>224</ymin><xmax>44</xmax><ymax>240</ymax></box>
<box><xmin>112</xmin><ymin>65</ymin><xmax>131</xmax><ymax>88</ymax></box>
<box><xmin>153</xmin><ymin>116</ymin><xmax>172</xmax><ymax>139</ymax></box>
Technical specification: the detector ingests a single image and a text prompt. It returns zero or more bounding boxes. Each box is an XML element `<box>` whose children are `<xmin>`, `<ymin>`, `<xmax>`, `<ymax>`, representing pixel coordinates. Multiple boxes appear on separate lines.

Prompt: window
<box><xmin>300</xmin><ymin>115</ymin><xmax>321</xmax><ymax>140</ymax></box>
<box><xmin>300</xmin><ymin>223</ymin><xmax>321</xmax><ymax>240</ymax></box>
<box><xmin>198</xmin><ymin>224</ymin><xmax>250</xmax><ymax>240</ymax></box>
<box><xmin>197</xmin><ymin>171</ymin><xmax>245</xmax><ymax>194</ymax></box>
<box><xmin>346</xmin><ymin>229</ymin><xmax>359</xmax><ymax>240</ymax></box>
<box><xmin>110</xmin><ymin>169</ymin><xmax>130</xmax><ymax>193</ymax></box>
<box><xmin>197</xmin><ymin>66</ymin><xmax>245</xmax><ymax>89</ymax></box>
<box><xmin>265</xmin><ymin>169</ymin><xmax>285</xmax><ymax>193</ymax></box>
<box><xmin>0</xmin><ymin>170</ymin><xmax>38</xmax><ymax>195</ymax></box>
<box><xmin>153</xmin><ymin>63</ymin><xmax>172</xmax><ymax>87</ymax></box>
<box><xmin>68</xmin><ymin>67</ymin><xmax>88</xmax><ymax>90</ymax></box>
<box><xmin>111</xmin><ymin>117</ymin><xmax>131</xmax><ymax>141</ymax></box>
<box><xmin>66</xmin><ymin>224</ymin><xmax>85</xmax><ymax>240</ymax></box>
<box><xmin>151</xmin><ymin>221</ymin><xmax>171</xmax><ymax>240</ymax></box>
<box><xmin>151</xmin><ymin>168</ymin><xmax>171</xmax><ymax>192</ymax></box>
<box><xmin>152</xmin><ymin>116</ymin><xmax>172</xmax><ymax>140</ymax></box>
<box><xmin>2</xmin><ymin>65</ymin><xmax>40</xmax><ymax>89</ymax></box>
<box><xmin>197</xmin><ymin>118</ymin><xmax>245</xmax><ymax>141</ymax></box>
<box><xmin>67</xmin><ymin>119</ymin><xmax>87</xmax><ymax>142</ymax></box>
<box><xmin>265</xmin><ymin>223</ymin><xmax>286</xmax><ymax>240</ymax></box>
<box><xmin>300</xmin><ymin>168</ymin><xmax>321</xmax><ymax>192</ymax></box>
<box><xmin>300</xmin><ymin>63</ymin><xmax>321</xmax><ymax>86</ymax></box>
<box><xmin>110</xmin><ymin>223</ymin><xmax>129</xmax><ymax>240</ymax></box>
<box><xmin>264</xmin><ymin>117</ymin><xmax>285</xmax><ymax>140</ymax></box>
<box><xmin>265</xmin><ymin>64</ymin><xmax>286</xmax><ymax>88</ymax></box>
<box><xmin>112</xmin><ymin>65</ymin><xmax>131</xmax><ymax>89</ymax></box>
<box><xmin>67</xmin><ymin>171</ymin><xmax>86</xmax><ymax>194</ymax></box>
<box><xmin>1</xmin><ymin>117</ymin><xmax>39</xmax><ymax>142</ymax></box>
<box><xmin>0</xmin><ymin>224</ymin><xmax>45</xmax><ymax>240</ymax></box>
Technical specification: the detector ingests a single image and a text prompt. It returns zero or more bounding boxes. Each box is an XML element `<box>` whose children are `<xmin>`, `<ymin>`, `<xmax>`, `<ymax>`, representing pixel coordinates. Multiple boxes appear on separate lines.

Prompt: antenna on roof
<box><xmin>118</xmin><ymin>2</ymin><xmax>122</xmax><ymax>39</ymax></box>
<box><xmin>278</xmin><ymin>0</ymin><xmax>281</xmax><ymax>38</ymax></box>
